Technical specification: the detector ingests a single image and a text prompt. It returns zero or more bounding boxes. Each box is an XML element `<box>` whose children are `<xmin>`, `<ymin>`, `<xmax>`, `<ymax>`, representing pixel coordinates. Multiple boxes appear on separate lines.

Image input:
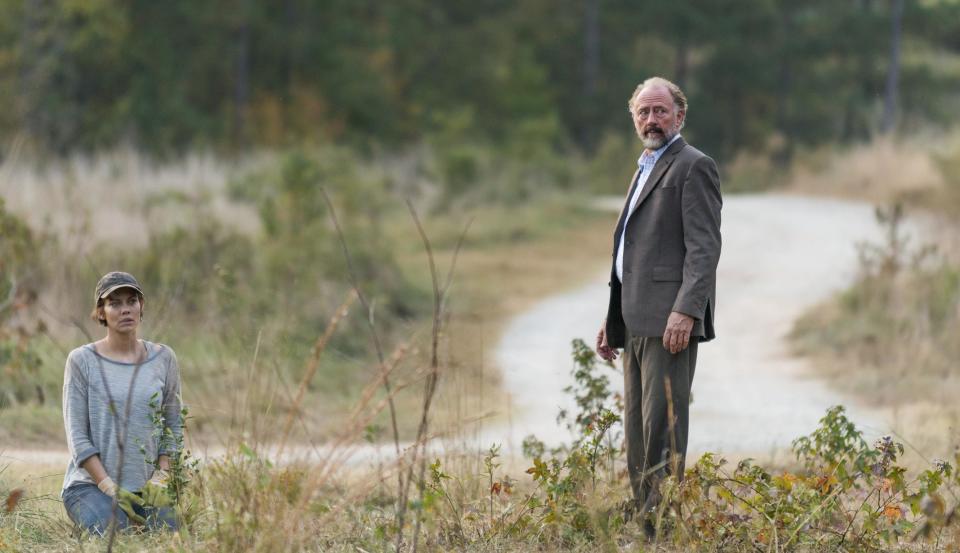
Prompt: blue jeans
<box><xmin>62</xmin><ymin>483</ymin><xmax>178</xmax><ymax>536</ymax></box>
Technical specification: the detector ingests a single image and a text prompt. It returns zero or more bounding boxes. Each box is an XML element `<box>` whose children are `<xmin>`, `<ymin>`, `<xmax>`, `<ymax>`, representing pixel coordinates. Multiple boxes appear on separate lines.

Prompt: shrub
<box><xmin>0</xmin><ymin>199</ymin><xmax>48</xmax><ymax>408</ymax></box>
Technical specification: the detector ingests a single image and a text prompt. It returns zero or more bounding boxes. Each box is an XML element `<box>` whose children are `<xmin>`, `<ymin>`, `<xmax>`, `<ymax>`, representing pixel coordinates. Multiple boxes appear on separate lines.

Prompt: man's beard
<box><xmin>640</xmin><ymin>124</ymin><xmax>676</xmax><ymax>150</ymax></box>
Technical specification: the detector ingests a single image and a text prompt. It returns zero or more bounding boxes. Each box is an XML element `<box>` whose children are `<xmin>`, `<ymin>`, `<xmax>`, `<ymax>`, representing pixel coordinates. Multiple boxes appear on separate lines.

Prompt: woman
<box><xmin>61</xmin><ymin>271</ymin><xmax>182</xmax><ymax>535</ymax></box>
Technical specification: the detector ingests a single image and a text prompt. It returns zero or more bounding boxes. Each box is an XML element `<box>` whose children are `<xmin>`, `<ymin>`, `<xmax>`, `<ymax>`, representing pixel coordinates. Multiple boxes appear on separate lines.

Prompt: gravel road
<box><xmin>494</xmin><ymin>193</ymin><xmax>906</xmax><ymax>457</ymax></box>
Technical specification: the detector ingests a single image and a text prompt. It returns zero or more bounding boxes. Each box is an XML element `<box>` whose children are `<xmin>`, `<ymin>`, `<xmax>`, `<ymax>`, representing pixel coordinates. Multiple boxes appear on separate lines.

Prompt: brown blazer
<box><xmin>604</xmin><ymin>137</ymin><xmax>722</xmax><ymax>348</ymax></box>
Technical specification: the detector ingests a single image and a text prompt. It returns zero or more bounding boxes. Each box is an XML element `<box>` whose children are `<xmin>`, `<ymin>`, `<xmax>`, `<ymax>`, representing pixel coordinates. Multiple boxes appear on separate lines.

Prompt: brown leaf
<box><xmin>884</xmin><ymin>504</ymin><xmax>903</xmax><ymax>522</ymax></box>
<box><xmin>6</xmin><ymin>489</ymin><xmax>24</xmax><ymax>513</ymax></box>
<box><xmin>881</xmin><ymin>478</ymin><xmax>893</xmax><ymax>493</ymax></box>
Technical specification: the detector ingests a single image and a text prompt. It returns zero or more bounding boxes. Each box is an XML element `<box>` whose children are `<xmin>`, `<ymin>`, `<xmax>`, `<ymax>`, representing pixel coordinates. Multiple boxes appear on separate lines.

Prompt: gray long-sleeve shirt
<box><xmin>61</xmin><ymin>341</ymin><xmax>182</xmax><ymax>494</ymax></box>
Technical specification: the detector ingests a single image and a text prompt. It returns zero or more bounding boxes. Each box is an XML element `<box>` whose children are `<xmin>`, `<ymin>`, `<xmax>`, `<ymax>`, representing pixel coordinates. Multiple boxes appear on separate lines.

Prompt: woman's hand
<box><xmin>97</xmin><ymin>476</ymin><xmax>147</xmax><ymax>523</ymax></box>
<box><xmin>141</xmin><ymin>468</ymin><xmax>173</xmax><ymax>508</ymax></box>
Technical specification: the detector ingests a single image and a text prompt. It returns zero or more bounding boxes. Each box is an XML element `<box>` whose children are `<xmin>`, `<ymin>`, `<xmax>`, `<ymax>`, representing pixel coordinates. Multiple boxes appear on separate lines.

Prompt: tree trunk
<box><xmin>581</xmin><ymin>0</ymin><xmax>600</xmax><ymax>150</ymax></box>
<box><xmin>880</xmin><ymin>0</ymin><xmax>903</xmax><ymax>133</ymax></box>
<box><xmin>773</xmin><ymin>2</ymin><xmax>793</xmax><ymax>165</ymax></box>
<box><xmin>233</xmin><ymin>7</ymin><xmax>251</xmax><ymax>145</ymax></box>
<box><xmin>674</xmin><ymin>40</ymin><xmax>689</xmax><ymax>90</ymax></box>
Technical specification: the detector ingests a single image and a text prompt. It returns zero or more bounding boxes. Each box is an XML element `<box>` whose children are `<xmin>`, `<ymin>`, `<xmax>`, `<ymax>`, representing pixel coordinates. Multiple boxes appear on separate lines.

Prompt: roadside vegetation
<box><xmin>4</xmin><ymin>130</ymin><xmax>960</xmax><ymax>551</ymax></box>
<box><xmin>0</xmin><ymin>142</ymin><xmax>615</xmax><ymax>447</ymax></box>
<box><xmin>790</xmin><ymin>133</ymin><xmax>960</xmax><ymax>456</ymax></box>
<box><xmin>4</xmin><ymin>340</ymin><xmax>960</xmax><ymax>552</ymax></box>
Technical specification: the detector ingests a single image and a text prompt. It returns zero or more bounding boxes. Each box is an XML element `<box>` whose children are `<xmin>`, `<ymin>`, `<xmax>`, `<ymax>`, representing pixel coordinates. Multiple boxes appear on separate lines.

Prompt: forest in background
<box><xmin>3</xmin><ymin>0</ymin><xmax>960</xmax><ymax>163</ymax></box>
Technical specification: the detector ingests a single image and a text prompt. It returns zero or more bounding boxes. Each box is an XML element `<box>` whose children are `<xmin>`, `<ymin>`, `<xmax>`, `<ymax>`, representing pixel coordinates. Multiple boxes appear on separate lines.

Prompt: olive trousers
<box><xmin>623</xmin><ymin>334</ymin><xmax>698</xmax><ymax>511</ymax></box>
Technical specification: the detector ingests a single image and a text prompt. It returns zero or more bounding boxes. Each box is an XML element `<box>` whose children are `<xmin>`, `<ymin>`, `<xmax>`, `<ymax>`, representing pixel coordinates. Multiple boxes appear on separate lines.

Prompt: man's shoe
<box><xmin>619</xmin><ymin>498</ymin><xmax>641</xmax><ymax>523</ymax></box>
<box><xmin>641</xmin><ymin>512</ymin><xmax>657</xmax><ymax>541</ymax></box>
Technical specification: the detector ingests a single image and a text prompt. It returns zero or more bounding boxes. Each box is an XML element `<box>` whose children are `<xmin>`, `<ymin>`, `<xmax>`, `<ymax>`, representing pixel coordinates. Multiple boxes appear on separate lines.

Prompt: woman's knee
<box><xmin>63</xmin><ymin>485</ymin><xmax>131</xmax><ymax>536</ymax></box>
<box><xmin>145</xmin><ymin>506</ymin><xmax>178</xmax><ymax>531</ymax></box>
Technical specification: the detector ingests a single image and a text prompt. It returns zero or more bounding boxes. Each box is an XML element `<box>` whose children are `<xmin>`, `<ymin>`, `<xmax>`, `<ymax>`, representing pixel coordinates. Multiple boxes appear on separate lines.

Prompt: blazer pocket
<box><xmin>652</xmin><ymin>265</ymin><xmax>683</xmax><ymax>282</ymax></box>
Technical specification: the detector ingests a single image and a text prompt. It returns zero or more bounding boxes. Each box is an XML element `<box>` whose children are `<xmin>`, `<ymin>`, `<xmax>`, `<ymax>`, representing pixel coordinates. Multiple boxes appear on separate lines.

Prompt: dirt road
<box><xmin>494</xmin><ymin>193</ymin><xmax>906</xmax><ymax>458</ymax></box>
<box><xmin>2</xmin><ymin>193</ymin><xmax>911</xmax><ymax>471</ymax></box>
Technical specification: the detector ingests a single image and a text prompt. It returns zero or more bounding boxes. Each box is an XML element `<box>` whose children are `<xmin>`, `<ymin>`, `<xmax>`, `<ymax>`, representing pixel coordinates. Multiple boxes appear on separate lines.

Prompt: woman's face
<box><xmin>99</xmin><ymin>288</ymin><xmax>143</xmax><ymax>334</ymax></box>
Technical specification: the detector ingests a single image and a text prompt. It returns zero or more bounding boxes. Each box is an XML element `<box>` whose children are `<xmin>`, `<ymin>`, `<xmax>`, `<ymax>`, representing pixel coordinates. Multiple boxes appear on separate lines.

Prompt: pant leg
<box><xmin>623</xmin><ymin>333</ymin><xmax>647</xmax><ymax>503</ymax></box>
<box><xmin>62</xmin><ymin>483</ymin><xmax>132</xmax><ymax>536</ymax></box>
<box><xmin>623</xmin><ymin>334</ymin><xmax>698</xmax><ymax>508</ymax></box>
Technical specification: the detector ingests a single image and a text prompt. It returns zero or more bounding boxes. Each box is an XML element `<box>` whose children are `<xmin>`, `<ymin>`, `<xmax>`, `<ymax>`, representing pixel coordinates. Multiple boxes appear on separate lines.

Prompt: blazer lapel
<box><xmin>625</xmin><ymin>137</ymin><xmax>686</xmax><ymax>225</ymax></box>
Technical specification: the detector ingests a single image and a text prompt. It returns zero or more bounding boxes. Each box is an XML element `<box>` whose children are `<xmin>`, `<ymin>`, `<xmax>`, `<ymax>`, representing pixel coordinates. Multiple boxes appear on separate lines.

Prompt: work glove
<box><xmin>97</xmin><ymin>476</ymin><xmax>147</xmax><ymax>524</ymax></box>
<box><xmin>140</xmin><ymin>469</ymin><xmax>173</xmax><ymax>508</ymax></box>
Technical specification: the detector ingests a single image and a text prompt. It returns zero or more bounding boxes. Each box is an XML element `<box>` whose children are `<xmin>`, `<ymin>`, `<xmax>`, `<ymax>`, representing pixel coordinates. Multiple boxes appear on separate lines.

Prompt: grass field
<box><xmin>0</xmin><ymin>147</ymin><xmax>615</xmax><ymax>449</ymax></box>
<box><xmin>5</xmin><ymin>136</ymin><xmax>960</xmax><ymax>551</ymax></box>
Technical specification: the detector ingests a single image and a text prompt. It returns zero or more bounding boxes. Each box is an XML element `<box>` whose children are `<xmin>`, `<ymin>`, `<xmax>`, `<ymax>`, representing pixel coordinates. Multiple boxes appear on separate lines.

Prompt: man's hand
<box><xmin>663</xmin><ymin>311</ymin><xmax>694</xmax><ymax>354</ymax></box>
<box><xmin>596</xmin><ymin>321</ymin><xmax>618</xmax><ymax>361</ymax></box>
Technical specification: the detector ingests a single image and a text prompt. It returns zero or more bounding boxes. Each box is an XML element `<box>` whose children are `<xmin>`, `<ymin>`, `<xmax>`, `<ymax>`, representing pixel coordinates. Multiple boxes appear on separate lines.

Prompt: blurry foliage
<box><xmin>582</xmin><ymin>131</ymin><xmax>642</xmax><ymax>195</ymax></box>
<box><xmin>228</xmin><ymin>149</ymin><xmax>426</xmax><ymax>349</ymax></box>
<box><xmin>0</xmin><ymin>199</ymin><xmax>48</xmax><ymax>408</ymax></box>
<box><xmin>428</xmin><ymin>112</ymin><xmax>573</xmax><ymax>208</ymax></box>
<box><xmin>198</xmin><ymin>445</ymin><xmax>326</xmax><ymax>551</ymax></box>
<box><xmin>792</xmin><ymin>203</ymin><xmax>960</xmax><ymax>406</ymax></box>
<box><xmin>83</xmin><ymin>149</ymin><xmax>430</xmax><ymax>377</ymax></box>
<box><xmin>933</xmin><ymin>141</ymin><xmax>960</xmax><ymax>213</ymax></box>
<box><xmin>2</xmin><ymin>1</ymin><xmax>959</xmax><ymax>163</ymax></box>
<box><xmin>0</xmin><ymin>149</ymin><xmax>435</xmax><ymax>425</ymax></box>
<box><xmin>90</xmin><ymin>192</ymin><xmax>259</xmax><ymax>334</ymax></box>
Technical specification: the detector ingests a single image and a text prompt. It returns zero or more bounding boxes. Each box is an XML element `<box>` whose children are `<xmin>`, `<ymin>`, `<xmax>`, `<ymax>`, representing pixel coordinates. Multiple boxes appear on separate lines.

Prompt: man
<box><xmin>595</xmin><ymin>77</ymin><xmax>722</xmax><ymax>532</ymax></box>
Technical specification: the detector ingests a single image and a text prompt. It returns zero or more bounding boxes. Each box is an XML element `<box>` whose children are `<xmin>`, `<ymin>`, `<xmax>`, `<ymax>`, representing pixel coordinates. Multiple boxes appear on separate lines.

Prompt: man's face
<box><xmin>632</xmin><ymin>85</ymin><xmax>685</xmax><ymax>150</ymax></box>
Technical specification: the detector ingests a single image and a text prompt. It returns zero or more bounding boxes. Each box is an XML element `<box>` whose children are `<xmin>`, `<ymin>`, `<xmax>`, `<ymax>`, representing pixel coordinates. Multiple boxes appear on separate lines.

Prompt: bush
<box><xmin>653</xmin><ymin>407</ymin><xmax>960</xmax><ymax>550</ymax></box>
<box><xmin>791</xmin><ymin>204</ymin><xmax>960</xmax><ymax>407</ymax></box>
<box><xmin>0</xmin><ymin>199</ymin><xmax>48</xmax><ymax>409</ymax></box>
<box><xmin>227</xmin><ymin>148</ymin><xmax>427</xmax><ymax>354</ymax></box>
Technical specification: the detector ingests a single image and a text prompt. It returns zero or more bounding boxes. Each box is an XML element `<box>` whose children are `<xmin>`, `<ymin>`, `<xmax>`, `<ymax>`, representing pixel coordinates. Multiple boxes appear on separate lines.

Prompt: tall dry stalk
<box><xmin>235</xmin><ymin>329</ymin><xmax>263</xmax><ymax>446</ymax></box>
<box><xmin>276</xmin><ymin>290</ymin><xmax>356</xmax><ymax>458</ymax></box>
<box><xmin>664</xmin><ymin>376</ymin><xmax>678</xmax><ymax>477</ymax></box>
<box><xmin>397</xmin><ymin>200</ymin><xmax>471</xmax><ymax>553</ymax></box>
<box><xmin>277</xmin><ymin>341</ymin><xmax>423</xmax><ymax>551</ymax></box>
<box><xmin>318</xmin><ymin>188</ymin><xmax>405</xmax><ymax>506</ymax></box>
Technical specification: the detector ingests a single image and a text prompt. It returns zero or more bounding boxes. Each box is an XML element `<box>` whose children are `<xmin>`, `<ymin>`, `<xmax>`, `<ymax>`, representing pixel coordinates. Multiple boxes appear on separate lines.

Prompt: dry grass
<box><xmin>787</xmin><ymin>130</ymin><xmax>960</xmax><ymax>457</ymax></box>
<box><xmin>405</xmin><ymin>204</ymin><xmax>613</xmax><ymax>438</ymax></box>
<box><xmin>5</xmin><ymin>387</ymin><xmax>960</xmax><ymax>551</ymax></box>
<box><xmin>6</xmin><ymin>141</ymin><xmax>960</xmax><ymax>550</ymax></box>
<box><xmin>779</xmin><ymin>132</ymin><xmax>956</xmax><ymax>205</ymax></box>
<box><xmin>0</xmin><ymin>147</ymin><xmax>615</xmax><ymax>449</ymax></box>
<box><xmin>0</xmin><ymin>147</ymin><xmax>261</xmax><ymax>248</ymax></box>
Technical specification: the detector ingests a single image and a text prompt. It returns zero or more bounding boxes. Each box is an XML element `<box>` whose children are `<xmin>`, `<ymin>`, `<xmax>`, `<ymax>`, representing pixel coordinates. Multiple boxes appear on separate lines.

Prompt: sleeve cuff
<box><xmin>74</xmin><ymin>446</ymin><xmax>100</xmax><ymax>467</ymax></box>
<box><xmin>672</xmin><ymin>299</ymin><xmax>704</xmax><ymax>320</ymax></box>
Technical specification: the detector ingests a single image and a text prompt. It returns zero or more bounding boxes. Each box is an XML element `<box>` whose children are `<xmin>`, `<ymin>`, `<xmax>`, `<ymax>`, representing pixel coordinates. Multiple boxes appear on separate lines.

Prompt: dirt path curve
<box><xmin>494</xmin><ymin>193</ymin><xmax>905</xmax><ymax>458</ymax></box>
<box><xmin>2</xmin><ymin>194</ymin><xmax>911</xmax><ymax>472</ymax></box>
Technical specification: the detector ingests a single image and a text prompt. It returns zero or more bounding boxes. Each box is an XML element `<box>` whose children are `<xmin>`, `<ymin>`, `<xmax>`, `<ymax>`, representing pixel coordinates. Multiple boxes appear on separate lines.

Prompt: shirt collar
<box><xmin>637</xmin><ymin>133</ymin><xmax>681</xmax><ymax>169</ymax></box>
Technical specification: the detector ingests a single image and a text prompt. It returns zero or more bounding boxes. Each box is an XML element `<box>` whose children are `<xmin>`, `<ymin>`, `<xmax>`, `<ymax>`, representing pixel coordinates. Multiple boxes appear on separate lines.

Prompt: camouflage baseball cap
<box><xmin>94</xmin><ymin>271</ymin><xmax>144</xmax><ymax>303</ymax></box>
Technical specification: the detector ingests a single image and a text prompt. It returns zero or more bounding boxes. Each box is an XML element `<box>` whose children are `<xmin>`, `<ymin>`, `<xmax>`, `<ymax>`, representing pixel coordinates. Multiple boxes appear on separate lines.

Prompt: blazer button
<box><xmin>626</xmin><ymin>240</ymin><xmax>633</xmax><ymax>247</ymax></box>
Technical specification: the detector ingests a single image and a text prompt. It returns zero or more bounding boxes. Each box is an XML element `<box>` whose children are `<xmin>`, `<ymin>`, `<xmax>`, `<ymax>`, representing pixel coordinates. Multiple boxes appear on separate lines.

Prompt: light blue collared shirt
<box><xmin>615</xmin><ymin>133</ymin><xmax>681</xmax><ymax>282</ymax></box>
